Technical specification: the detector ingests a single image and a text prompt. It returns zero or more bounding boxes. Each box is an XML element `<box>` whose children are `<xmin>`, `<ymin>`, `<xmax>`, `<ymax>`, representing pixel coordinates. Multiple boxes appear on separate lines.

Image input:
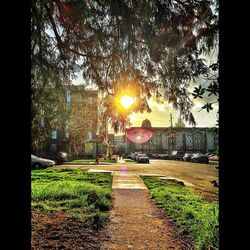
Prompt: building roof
<box><xmin>125</xmin><ymin>127</ymin><xmax>217</xmax><ymax>133</ymax></box>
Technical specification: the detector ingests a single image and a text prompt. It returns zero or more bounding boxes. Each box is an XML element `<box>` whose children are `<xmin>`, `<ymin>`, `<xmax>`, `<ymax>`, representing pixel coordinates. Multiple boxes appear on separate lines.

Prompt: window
<box><xmin>66</xmin><ymin>90</ymin><xmax>71</xmax><ymax>104</ymax></box>
<box><xmin>40</xmin><ymin>118</ymin><xmax>44</xmax><ymax>127</ymax></box>
<box><xmin>52</xmin><ymin>130</ymin><xmax>57</xmax><ymax>139</ymax></box>
<box><xmin>87</xmin><ymin>131</ymin><xmax>92</xmax><ymax>140</ymax></box>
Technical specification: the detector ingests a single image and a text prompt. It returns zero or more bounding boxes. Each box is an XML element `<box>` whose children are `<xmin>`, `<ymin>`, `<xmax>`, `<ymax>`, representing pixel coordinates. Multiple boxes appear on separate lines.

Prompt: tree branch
<box><xmin>43</xmin><ymin>2</ymin><xmax>67</xmax><ymax>64</ymax></box>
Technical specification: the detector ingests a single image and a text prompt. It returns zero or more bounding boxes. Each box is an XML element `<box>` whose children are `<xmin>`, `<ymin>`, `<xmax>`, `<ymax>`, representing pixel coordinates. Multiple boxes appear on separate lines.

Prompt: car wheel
<box><xmin>33</xmin><ymin>163</ymin><xmax>41</xmax><ymax>169</ymax></box>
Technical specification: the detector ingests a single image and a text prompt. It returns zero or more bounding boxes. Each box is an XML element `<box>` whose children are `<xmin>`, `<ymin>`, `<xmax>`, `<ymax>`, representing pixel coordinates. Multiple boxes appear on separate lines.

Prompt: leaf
<box><xmin>209</xmin><ymin>62</ymin><xmax>219</xmax><ymax>71</ymax></box>
<box><xmin>192</xmin><ymin>85</ymin><xmax>206</xmax><ymax>99</ymax></box>
<box><xmin>207</xmin><ymin>81</ymin><xmax>219</xmax><ymax>96</ymax></box>
<box><xmin>201</xmin><ymin>103</ymin><xmax>214</xmax><ymax>112</ymax></box>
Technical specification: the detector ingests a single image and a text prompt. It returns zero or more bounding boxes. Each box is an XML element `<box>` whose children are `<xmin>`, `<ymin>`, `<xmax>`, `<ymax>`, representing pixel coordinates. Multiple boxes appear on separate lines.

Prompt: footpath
<box><xmin>100</xmin><ymin>171</ymin><xmax>190</xmax><ymax>250</ymax></box>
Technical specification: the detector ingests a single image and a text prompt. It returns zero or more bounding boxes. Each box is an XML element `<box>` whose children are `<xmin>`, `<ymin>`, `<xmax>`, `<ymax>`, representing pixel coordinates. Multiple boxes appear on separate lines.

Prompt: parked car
<box><xmin>151</xmin><ymin>153</ymin><xmax>159</xmax><ymax>159</ymax></box>
<box><xmin>158</xmin><ymin>153</ymin><xmax>170</xmax><ymax>160</ymax></box>
<box><xmin>170</xmin><ymin>151</ymin><xmax>184</xmax><ymax>160</ymax></box>
<box><xmin>205</xmin><ymin>152</ymin><xmax>216</xmax><ymax>158</ymax></box>
<box><xmin>191</xmin><ymin>153</ymin><xmax>209</xmax><ymax>164</ymax></box>
<box><xmin>134</xmin><ymin>152</ymin><xmax>143</xmax><ymax>161</ymax></box>
<box><xmin>183</xmin><ymin>153</ymin><xmax>194</xmax><ymax>162</ymax></box>
<box><xmin>209</xmin><ymin>155</ymin><xmax>219</xmax><ymax>161</ymax></box>
<box><xmin>31</xmin><ymin>154</ymin><xmax>55</xmax><ymax>169</ymax></box>
<box><xmin>38</xmin><ymin>151</ymin><xmax>68</xmax><ymax>165</ymax></box>
<box><xmin>55</xmin><ymin>152</ymin><xmax>68</xmax><ymax>164</ymax></box>
<box><xmin>136</xmin><ymin>153</ymin><xmax>150</xmax><ymax>163</ymax></box>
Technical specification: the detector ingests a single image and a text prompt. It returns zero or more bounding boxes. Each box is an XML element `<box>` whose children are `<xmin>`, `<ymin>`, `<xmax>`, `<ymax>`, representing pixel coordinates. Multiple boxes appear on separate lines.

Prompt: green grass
<box><xmin>142</xmin><ymin>176</ymin><xmax>219</xmax><ymax>250</ymax></box>
<box><xmin>32</xmin><ymin>168</ymin><xmax>112</xmax><ymax>227</ymax></box>
<box><xmin>70</xmin><ymin>159</ymin><xmax>116</xmax><ymax>163</ymax></box>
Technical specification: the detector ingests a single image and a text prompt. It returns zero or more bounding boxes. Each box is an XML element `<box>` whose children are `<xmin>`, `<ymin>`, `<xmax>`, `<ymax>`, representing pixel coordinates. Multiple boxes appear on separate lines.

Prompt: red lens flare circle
<box><xmin>126</xmin><ymin>128</ymin><xmax>153</xmax><ymax>144</ymax></box>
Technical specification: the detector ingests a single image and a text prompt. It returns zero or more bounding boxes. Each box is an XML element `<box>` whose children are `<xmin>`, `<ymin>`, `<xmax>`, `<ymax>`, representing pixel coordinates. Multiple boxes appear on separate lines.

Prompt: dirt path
<box><xmin>101</xmin><ymin>172</ymin><xmax>192</xmax><ymax>250</ymax></box>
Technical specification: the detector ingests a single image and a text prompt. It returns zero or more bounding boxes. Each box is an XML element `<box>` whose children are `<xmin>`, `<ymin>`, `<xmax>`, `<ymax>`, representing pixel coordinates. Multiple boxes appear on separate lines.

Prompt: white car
<box><xmin>31</xmin><ymin>154</ymin><xmax>55</xmax><ymax>169</ymax></box>
<box><xmin>136</xmin><ymin>153</ymin><xmax>150</xmax><ymax>164</ymax></box>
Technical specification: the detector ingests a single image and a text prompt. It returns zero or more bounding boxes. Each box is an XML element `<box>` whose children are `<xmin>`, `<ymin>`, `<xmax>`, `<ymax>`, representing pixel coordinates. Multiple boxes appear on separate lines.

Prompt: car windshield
<box><xmin>139</xmin><ymin>154</ymin><xmax>147</xmax><ymax>157</ymax></box>
<box><xmin>196</xmin><ymin>153</ymin><xmax>204</xmax><ymax>156</ymax></box>
<box><xmin>31</xmin><ymin>154</ymin><xmax>38</xmax><ymax>159</ymax></box>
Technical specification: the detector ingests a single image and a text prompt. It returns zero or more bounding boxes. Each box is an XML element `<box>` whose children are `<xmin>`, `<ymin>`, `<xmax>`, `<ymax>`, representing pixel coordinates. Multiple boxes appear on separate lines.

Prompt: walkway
<box><xmin>101</xmin><ymin>171</ymin><xmax>190</xmax><ymax>249</ymax></box>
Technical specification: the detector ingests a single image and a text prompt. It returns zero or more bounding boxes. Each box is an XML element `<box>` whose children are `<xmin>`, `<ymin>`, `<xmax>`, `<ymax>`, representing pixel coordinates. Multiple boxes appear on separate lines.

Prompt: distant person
<box><xmin>95</xmin><ymin>155</ymin><xmax>99</xmax><ymax>164</ymax></box>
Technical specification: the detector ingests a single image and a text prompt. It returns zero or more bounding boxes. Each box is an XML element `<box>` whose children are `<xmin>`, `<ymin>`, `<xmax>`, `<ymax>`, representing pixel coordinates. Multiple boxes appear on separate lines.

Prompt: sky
<box><xmin>72</xmin><ymin>49</ymin><xmax>218</xmax><ymax>132</ymax></box>
<box><xmin>127</xmin><ymin>98</ymin><xmax>218</xmax><ymax>128</ymax></box>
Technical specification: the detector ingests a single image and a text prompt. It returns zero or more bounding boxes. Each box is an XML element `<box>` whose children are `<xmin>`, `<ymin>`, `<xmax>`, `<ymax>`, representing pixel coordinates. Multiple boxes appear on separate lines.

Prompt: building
<box><xmin>41</xmin><ymin>86</ymin><xmax>99</xmax><ymax>158</ymax></box>
<box><xmin>114</xmin><ymin>135</ymin><xmax>126</xmax><ymax>154</ymax></box>
<box><xmin>125</xmin><ymin>127</ymin><xmax>218</xmax><ymax>154</ymax></box>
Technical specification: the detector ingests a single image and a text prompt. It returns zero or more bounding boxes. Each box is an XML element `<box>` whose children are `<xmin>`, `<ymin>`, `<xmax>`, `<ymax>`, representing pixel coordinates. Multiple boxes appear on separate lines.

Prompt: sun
<box><xmin>120</xmin><ymin>95</ymin><xmax>135</xmax><ymax>109</ymax></box>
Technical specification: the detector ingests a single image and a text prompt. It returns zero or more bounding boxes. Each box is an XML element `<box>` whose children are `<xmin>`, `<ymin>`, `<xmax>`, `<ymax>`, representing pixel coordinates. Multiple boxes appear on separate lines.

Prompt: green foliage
<box><xmin>141</xmin><ymin>119</ymin><xmax>152</xmax><ymax>128</ymax></box>
<box><xmin>201</xmin><ymin>103</ymin><xmax>214</xmax><ymax>112</ymax></box>
<box><xmin>32</xmin><ymin>169</ymin><xmax>112</xmax><ymax>227</ymax></box>
<box><xmin>175</xmin><ymin>116</ymin><xmax>186</xmax><ymax>128</ymax></box>
<box><xmin>32</xmin><ymin>0</ymin><xmax>219</xmax><ymax>132</ymax></box>
<box><xmin>207</xmin><ymin>81</ymin><xmax>219</xmax><ymax>97</ymax></box>
<box><xmin>192</xmin><ymin>85</ymin><xmax>206</xmax><ymax>99</ymax></box>
<box><xmin>142</xmin><ymin>176</ymin><xmax>219</xmax><ymax>249</ymax></box>
<box><xmin>31</xmin><ymin>87</ymin><xmax>69</xmax><ymax>151</ymax></box>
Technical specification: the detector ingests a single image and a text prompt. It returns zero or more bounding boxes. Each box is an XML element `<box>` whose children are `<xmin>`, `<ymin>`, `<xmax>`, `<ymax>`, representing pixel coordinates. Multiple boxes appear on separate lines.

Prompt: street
<box><xmin>54</xmin><ymin>159</ymin><xmax>219</xmax><ymax>201</ymax></box>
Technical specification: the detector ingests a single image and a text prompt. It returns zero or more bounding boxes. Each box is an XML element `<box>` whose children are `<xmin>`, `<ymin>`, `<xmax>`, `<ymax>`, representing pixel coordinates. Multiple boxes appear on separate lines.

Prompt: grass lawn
<box><xmin>70</xmin><ymin>159</ymin><xmax>116</xmax><ymax>163</ymax></box>
<box><xmin>32</xmin><ymin>168</ymin><xmax>113</xmax><ymax>227</ymax></box>
<box><xmin>142</xmin><ymin>176</ymin><xmax>219</xmax><ymax>250</ymax></box>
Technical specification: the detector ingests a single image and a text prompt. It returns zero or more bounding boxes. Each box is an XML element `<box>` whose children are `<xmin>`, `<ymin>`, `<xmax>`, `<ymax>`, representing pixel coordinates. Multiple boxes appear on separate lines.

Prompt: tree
<box><xmin>31</xmin><ymin>86</ymin><xmax>69</xmax><ymax>152</ymax></box>
<box><xmin>67</xmin><ymin>89</ymin><xmax>91</xmax><ymax>156</ymax></box>
<box><xmin>32</xmin><ymin>0</ymin><xmax>219</xmax><ymax>136</ymax></box>
<box><xmin>175</xmin><ymin>116</ymin><xmax>185</xmax><ymax>128</ymax></box>
<box><xmin>191</xmin><ymin>60</ymin><xmax>219</xmax><ymax>125</ymax></box>
<box><xmin>141</xmin><ymin>119</ymin><xmax>152</xmax><ymax>128</ymax></box>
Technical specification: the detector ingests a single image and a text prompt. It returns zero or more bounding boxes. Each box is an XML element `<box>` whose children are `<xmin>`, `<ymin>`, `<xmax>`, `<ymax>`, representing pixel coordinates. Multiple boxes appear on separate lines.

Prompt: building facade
<box><xmin>40</xmin><ymin>86</ymin><xmax>99</xmax><ymax>157</ymax></box>
<box><xmin>125</xmin><ymin>127</ymin><xmax>218</xmax><ymax>154</ymax></box>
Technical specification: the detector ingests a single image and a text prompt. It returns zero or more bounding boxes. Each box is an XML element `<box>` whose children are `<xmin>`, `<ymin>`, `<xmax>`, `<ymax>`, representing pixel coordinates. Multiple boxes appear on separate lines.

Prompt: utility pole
<box><xmin>170</xmin><ymin>113</ymin><xmax>173</xmax><ymax>128</ymax></box>
<box><xmin>170</xmin><ymin>113</ymin><xmax>174</xmax><ymax>151</ymax></box>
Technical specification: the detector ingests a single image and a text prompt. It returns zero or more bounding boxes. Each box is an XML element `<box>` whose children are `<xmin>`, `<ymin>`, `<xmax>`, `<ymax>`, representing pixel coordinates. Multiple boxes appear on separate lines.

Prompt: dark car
<box><xmin>183</xmin><ymin>153</ymin><xmax>194</xmax><ymax>162</ymax></box>
<box><xmin>191</xmin><ymin>153</ymin><xmax>209</xmax><ymax>164</ymax></box>
<box><xmin>151</xmin><ymin>153</ymin><xmax>159</xmax><ymax>159</ymax></box>
<box><xmin>136</xmin><ymin>153</ymin><xmax>150</xmax><ymax>163</ymax></box>
<box><xmin>56</xmin><ymin>152</ymin><xmax>68</xmax><ymax>164</ymax></box>
<box><xmin>170</xmin><ymin>151</ymin><xmax>184</xmax><ymax>160</ymax></box>
<box><xmin>158</xmin><ymin>154</ymin><xmax>170</xmax><ymax>160</ymax></box>
<box><xmin>38</xmin><ymin>151</ymin><xmax>68</xmax><ymax>165</ymax></box>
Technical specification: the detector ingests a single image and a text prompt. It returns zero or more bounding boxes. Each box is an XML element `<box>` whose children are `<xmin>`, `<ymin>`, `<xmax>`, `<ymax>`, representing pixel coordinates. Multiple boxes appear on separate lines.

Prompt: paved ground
<box><xmin>57</xmin><ymin>159</ymin><xmax>219</xmax><ymax>201</ymax></box>
<box><xmin>100</xmin><ymin>172</ymin><xmax>192</xmax><ymax>249</ymax></box>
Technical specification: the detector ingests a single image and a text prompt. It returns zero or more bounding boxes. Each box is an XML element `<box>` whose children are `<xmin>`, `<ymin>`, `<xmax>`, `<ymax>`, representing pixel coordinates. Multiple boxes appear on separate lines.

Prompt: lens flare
<box><xmin>125</xmin><ymin>128</ymin><xmax>153</xmax><ymax>144</ymax></box>
<box><xmin>121</xmin><ymin>165</ymin><xmax>127</xmax><ymax>172</ymax></box>
<box><xmin>120</xmin><ymin>95</ymin><xmax>135</xmax><ymax>109</ymax></box>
